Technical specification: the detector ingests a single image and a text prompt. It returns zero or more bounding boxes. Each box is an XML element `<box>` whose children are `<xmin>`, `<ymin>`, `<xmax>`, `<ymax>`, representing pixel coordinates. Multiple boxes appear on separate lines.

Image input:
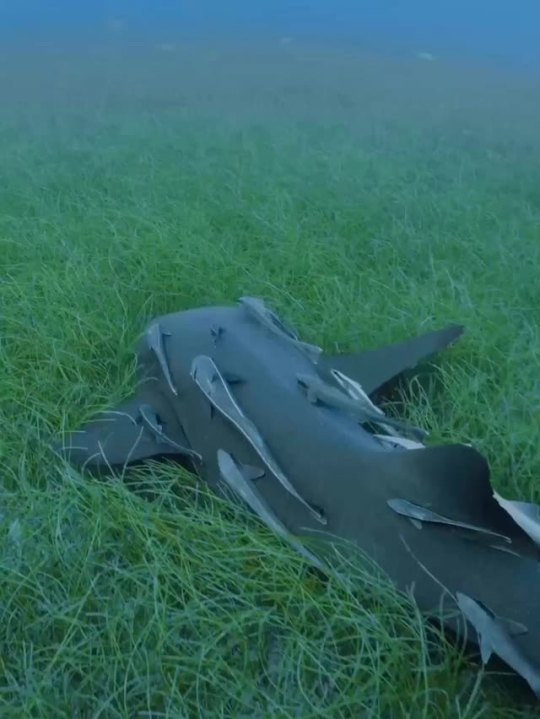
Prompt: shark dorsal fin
<box><xmin>319</xmin><ymin>324</ymin><xmax>464</xmax><ymax>397</ymax></box>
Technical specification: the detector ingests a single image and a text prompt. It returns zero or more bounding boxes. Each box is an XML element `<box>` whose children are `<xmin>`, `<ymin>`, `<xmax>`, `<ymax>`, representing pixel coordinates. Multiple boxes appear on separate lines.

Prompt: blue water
<box><xmin>2</xmin><ymin>0</ymin><xmax>540</xmax><ymax>71</ymax></box>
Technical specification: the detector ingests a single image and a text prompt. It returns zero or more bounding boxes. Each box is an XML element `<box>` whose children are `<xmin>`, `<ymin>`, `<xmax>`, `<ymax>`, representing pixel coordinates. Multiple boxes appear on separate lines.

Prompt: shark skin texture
<box><xmin>55</xmin><ymin>297</ymin><xmax>540</xmax><ymax>699</ymax></box>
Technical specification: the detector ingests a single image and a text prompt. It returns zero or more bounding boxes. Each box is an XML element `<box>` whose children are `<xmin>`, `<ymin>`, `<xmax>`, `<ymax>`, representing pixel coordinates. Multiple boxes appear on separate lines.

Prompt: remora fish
<box><xmin>330</xmin><ymin>369</ymin><xmax>386</xmax><ymax>417</ymax></box>
<box><xmin>330</xmin><ymin>368</ymin><xmax>410</xmax><ymax>439</ymax></box>
<box><xmin>388</xmin><ymin>498</ymin><xmax>512</xmax><ymax>544</ymax></box>
<box><xmin>373</xmin><ymin>435</ymin><xmax>425</xmax><ymax>450</ymax></box>
<box><xmin>492</xmin><ymin>492</ymin><xmax>540</xmax><ymax>548</ymax></box>
<box><xmin>296</xmin><ymin>372</ymin><xmax>427</xmax><ymax>441</ymax></box>
<box><xmin>191</xmin><ymin>354</ymin><xmax>326</xmax><ymax>525</ymax></box>
<box><xmin>217</xmin><ymin>448</ymin><xmax>326</xmax><ymax>571</ymax></box>
<box><xmin>146</xmin><ymin>322</ymin><xmax>177</xmax><ymax>395</ymax></box>
<box><xmin>138</xmin><ymin>403</ymin><xmax>202</xmax><ymax>464</ymax></box>
<box><xmin>456</xmin><ymin>592</ymin><xmax>540</xmax><ymax>698</ymax></box>
<box><xmin>239</xmin><ymin>296</ymin><xmax>322</xmax><ymax>363</ymax></box>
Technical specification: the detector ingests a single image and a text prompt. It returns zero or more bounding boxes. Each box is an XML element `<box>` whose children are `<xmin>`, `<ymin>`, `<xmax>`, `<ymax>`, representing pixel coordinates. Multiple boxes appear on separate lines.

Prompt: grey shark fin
<box><xmin>53</xmin><ymin>390</ymin><xmax>193</xmax><ymax>475</ymax></box>
<box><xmin>319</xmin><ymin>324</ymin><xmax>464</xmax><ymax>396</ymax></box>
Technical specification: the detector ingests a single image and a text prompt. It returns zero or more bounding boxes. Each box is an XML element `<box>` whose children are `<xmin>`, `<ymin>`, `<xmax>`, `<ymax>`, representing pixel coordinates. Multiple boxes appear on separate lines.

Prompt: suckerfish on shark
<box><xmin>191</xmin><ymin>354</ymin><xmax>326</xmax><ymax>525</ymax></box>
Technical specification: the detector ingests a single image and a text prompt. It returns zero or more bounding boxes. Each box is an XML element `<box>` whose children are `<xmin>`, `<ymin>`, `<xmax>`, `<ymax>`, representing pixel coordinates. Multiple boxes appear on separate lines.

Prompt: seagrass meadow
<box><xmin>1</xmin><ymin>39</ymin><xmax>539</xmax><ymax>718</ymax></box>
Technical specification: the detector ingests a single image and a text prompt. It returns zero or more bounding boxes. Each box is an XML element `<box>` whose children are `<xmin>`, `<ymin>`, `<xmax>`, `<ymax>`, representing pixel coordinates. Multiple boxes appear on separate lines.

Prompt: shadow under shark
<box><xmin>55</xmin><ymin>296</ymin><xmax>540</xmax><ymax>700</ymax></box>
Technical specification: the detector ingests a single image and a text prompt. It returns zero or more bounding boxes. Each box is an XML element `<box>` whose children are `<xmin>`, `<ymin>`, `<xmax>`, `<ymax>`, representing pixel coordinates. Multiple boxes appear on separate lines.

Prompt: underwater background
<box><xmin>2</xmin><ymin>0</ymin><xmax>540</xmax><ymax>70</ymax></box>
<box><xmin>1</xmin><ymin>1</ymin><xmax>539</xmax><ymax>717</ymax></box>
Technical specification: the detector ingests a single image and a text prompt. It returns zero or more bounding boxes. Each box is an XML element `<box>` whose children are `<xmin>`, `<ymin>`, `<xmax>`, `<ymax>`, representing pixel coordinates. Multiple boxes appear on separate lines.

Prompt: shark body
<box><xmin>55</xmin><ymin>297</ymin><xmax>540</xmax><ymax>698</ymax></box>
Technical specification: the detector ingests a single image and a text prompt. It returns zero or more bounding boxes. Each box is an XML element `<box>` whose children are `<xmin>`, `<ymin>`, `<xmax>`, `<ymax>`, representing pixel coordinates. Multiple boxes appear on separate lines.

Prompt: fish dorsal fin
<box><xmin>319</xmin><ymin>324</ymin><xmax>464</xmax><ymax>397</ymax></box>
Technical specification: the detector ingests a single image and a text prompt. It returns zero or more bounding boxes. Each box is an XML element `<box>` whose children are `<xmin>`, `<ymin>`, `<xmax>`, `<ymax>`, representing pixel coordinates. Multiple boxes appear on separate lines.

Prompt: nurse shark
<box><xmin>55</xmin><ymin>296</ymin><xmax>540</xmax><ymax>699</ymax></box>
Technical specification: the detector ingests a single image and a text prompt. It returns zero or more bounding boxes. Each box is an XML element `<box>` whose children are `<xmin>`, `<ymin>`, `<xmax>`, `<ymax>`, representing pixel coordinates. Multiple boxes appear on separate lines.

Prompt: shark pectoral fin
<box><xmin>53</xmin><ymin>390</ymin><xmax>190</xmax><ymax>475</ymax></box>
<box><xmin>479</xmin><ymin>633</ymin><xmax>493</xmax><ymax>664</ymax></box>
<box><xmin>319</xmin><ymin>324</ymin><xmax>464</xmax><ymax>397</ymax></box>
